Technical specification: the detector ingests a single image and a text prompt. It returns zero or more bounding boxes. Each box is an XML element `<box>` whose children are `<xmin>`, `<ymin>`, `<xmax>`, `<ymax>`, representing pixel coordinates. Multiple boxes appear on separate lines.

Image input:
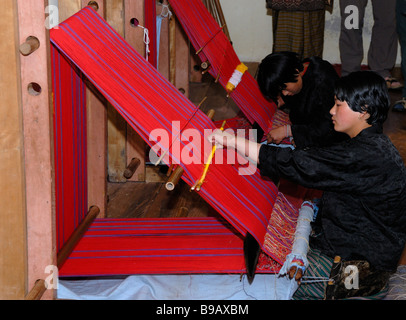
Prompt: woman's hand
<box><xmin>207</xmin><ymin>129</ymin><xmax>235</xmax><ymax>149</ymax></box>
<box><xmin>267</xmin><ymin>125</ymin><xmax>291</xmax><ymax>144</ymax></box>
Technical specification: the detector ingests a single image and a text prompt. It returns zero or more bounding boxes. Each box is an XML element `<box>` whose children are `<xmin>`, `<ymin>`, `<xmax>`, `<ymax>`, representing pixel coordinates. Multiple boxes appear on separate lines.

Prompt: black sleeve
<box><xmin>258</xmin><ymin>142</ymin><xmax>387</xmax><ymax>194</ymax></box>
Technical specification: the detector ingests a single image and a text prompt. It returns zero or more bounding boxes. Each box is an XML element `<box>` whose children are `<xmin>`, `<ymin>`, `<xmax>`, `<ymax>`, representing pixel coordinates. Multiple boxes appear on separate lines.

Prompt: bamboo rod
<box><xmin>166</xmin><ymin>166</ymin><xmax>184</xmax><ymax>191</ymax></box>
<box><xmin>154</xmin><ymin>96</ymin><xmax>208</xmax><ymax>166</ymax></box>
<box><xmin>123</xmin><ymin>157</ymin><xmax>141</xmax><ymax>179</ymax></box>
<box><xmin>213</xmin><ymin>0</ymin><xmax>231</xmax><ymax>41</ymax></box>
<box><xmin>164</xmin><ymin>109</ymin><xmax>216</xmax><ymax>191</ymax></box>
<box><xmin>166</xmin><ymin>163</ymin><xmax>175</xmax><ymax>177</ymax></box>
<box><xmin>206</xmin><ymin>109</ymin><xmax>215</xmax><ymax>120</ymax></box>
<box><xmin>169</xmin><ymin>14</ymin><xmax>176</xmax><ymax>86</ymax></box>
<box><xmin>57</xmin><ymin>206</ymin><xmax>100</xmax><ymax>268</ymax></box>
<box><xmin>201</xmin><ymin>61</ymin><xmax>211</xmax><ymax>70</ymax></box>
<box><xmin>196</xmin><ymin>24</ymin><xmax>226</xmax><ymax>55</ymax></box>
<box><xmin>25</xmin><ymin>279</ymin><xmax>46</xmax><ymax>300</ymax></box>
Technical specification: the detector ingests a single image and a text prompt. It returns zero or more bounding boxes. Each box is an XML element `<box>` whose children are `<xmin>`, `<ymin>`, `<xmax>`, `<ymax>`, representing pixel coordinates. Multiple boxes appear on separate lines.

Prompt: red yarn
<box><xmin>50</xmin><ymin>7</ymin><xmax>310</xmax><ymax>276</ymax></box>
<box><xmin>168</xmin><ymin>0</ymin><xmax>277</xmax><ymax>133</ymax></box>
<box><xmin>50</xmin><ymin>7</ymin><xmax>278</xmax><ymax>254</ymax></box>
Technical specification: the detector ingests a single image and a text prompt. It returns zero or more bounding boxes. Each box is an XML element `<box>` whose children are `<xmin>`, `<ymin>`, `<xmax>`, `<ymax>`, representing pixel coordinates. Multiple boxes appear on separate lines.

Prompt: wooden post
<box><xmin>106</xmin><ymin>0</ymin><xmax>128</xmax><ymax>183</ymax></box>
<box><xmin>17</xmin><ymin>0</ymin><xmax>55</xmax><ymax>300</ymax></box>
<box><xmin>0</xmin><ymin>0</ymin><xmax>27</xmax><ymax>300</ymax></box>
<box><xmin>79</xmin><ymin>0</ymin><xmax>108</xmax><ymax>217</ymax></box>
<box><xmin>174</xmin><ymin>13</ymin><xmax>190</xmax><ymax>97</ymax></box>
<box><xmin>124</xmin><ymin>0</ymin><xmax>147</xmax><ymax>182</ymax></box>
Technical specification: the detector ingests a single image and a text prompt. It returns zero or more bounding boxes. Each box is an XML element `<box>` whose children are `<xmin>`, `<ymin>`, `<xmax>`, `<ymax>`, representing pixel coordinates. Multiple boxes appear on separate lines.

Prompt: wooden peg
<box><xmin>19</xmin><ymin>36</ymin><xmax>40</xmax><ymax>56</ymax></box>
<box><xmin>87</xmin><ymin>1</ymin><xmax>99</xmax><ymax>11</ymax></box>
<box><xmin>166</xmin><ymin>166</ymin><xmax>184</xmax><ymax>191</ymax></box>
<box><xmin>206</xmin><ymin>109</ymin><xmax>215</xmax><ymax>120</ymax></box>
<box><xmin>57</xmin><ymin>206</ymin><xmax>100</xmax><ymax>269</ymax></box>
<box><xmin>25</xmin><ymin>279</ymin><xmax>46</xmax><ymax>300</ymax></box>
<box><xmin>123</xmin><ymin>157</ymin><xmax>141</xmax><ymax>179</ymax></box>
<box><xmin>201</xmin><ymin>61</ymin><xmax>211</xmax><ymax>70</ymax></box>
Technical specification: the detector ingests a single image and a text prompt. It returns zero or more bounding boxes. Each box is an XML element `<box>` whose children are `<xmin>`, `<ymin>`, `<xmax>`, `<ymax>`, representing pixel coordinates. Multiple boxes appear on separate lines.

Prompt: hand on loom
<box><xmin>207</xmin><ymin>130</ymin><xmax>262</xmax><ymax>164</ymax></box>
<box><xmin>267</xmin><ymin>125</ymin><xmax>291</xmax><ymax>144</ymax></box>
<box><xmin>288</xmin><ymin>263</ymin><xmax>305</xmax><ymax>284</ymax></box>
<box><xmin>207</xmin><ymin>129</ymin><xmax>235</xmax><ymax>149</ymax></box>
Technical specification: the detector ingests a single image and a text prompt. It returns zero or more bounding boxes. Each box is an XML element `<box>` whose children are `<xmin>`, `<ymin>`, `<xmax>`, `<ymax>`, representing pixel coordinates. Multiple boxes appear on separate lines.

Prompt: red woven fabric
<box><xmin>59</xmin><ymin>192</ymin><xmax>300</xmax><ymax>277</ymax></box>
<box><xmin>59</xmin><ymin>217</ymin><xmax>246</xmax><ymax>277</ymax></box>
<box><xmin>51</xmin><ymin>44</ymin><xmax>88</xmax><ymax>252</ymax></box>
<box><xmin>50</xmin><ymin>7</ymin><xmax>311</xmax><ymax>276</ymax></box>
<box><xmin>168</xmin><ymin>0</ymin><xmax>277</xmax><ymax>133</ymax></box>
<box><xmin>50</xmin><ymin>7</ymin><xmax>278</xmax><ymax>255</ymax></box>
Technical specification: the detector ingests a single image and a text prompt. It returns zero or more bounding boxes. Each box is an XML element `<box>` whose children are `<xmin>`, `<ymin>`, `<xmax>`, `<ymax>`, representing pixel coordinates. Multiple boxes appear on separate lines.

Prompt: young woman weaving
<box><xmin>208</xmin><ymin>71</ymin><xmax>406</xmax><ymax>299</ymax></box>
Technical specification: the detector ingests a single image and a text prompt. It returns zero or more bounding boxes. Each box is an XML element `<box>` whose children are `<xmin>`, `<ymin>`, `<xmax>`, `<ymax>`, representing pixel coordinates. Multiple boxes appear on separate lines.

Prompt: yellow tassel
<box><xmin>226</xmin><ymin>63</ymin><xmax>248</xmax><ymax>94</ymax></box>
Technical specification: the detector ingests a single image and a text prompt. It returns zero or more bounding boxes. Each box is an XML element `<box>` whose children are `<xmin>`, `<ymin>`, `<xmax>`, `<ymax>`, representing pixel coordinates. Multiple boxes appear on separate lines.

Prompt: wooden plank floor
<box><xmin>106</xmin><ymin>64</ymin><xmax>406</xmax><ymax>219</ymax></box>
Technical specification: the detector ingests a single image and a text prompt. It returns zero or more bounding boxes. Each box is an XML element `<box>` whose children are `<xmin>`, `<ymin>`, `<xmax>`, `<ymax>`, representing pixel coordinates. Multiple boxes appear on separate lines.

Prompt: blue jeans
<box><xmin>397</xmin><ymin>0</ymin><xmax>406</xmax><ymax>97</ymax></box>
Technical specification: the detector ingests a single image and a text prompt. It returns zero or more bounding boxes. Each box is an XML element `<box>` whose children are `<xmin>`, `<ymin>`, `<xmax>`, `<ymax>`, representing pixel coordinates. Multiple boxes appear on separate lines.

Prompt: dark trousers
<box><xmin>339</xmin><ymin>0</ymin><xmax>398</xmax><ymax>78</ymax></box>
<box><xmin>397</xmin><ymin>0</ymin><xmax>406</xmax><ymax>97</ymax></box>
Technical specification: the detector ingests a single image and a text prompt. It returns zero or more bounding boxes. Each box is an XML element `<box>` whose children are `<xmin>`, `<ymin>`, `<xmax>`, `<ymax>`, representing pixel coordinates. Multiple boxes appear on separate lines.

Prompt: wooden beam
<box><xmin>124</xmin><ymin>0</ymin><xmax>146</xmax><ymax>182</ymax></box>
<box><xmin>106</xmin><ymin>0</ymin><xmax>127</xmax><ymax>183</ymax></box>
<box><xmin>17</xmin><ymin>0</ymin><xmax>55</xmax><ymax>300</ymax></box>
<box><xmin>58</xmin><ymin>0</ymin><xmax>108</xmax><ymax>218</ymax></box>
<box><xmin>80</xmin><ymin>0</ymin><xmax>108</xmax><ymax>216</ymax></box>
<box><xmin>174</xmin><ymin>13</ymin><xmax>190</xmax><ymax>97</ymax></box>
<box><xmin>58</xmin><ymin>0</ymin><xmax>82</xmax><ymax>22</ymax></box>
<box><xmin>0</xmin><ymin>0</ymin><xmax>27</xmax><ymax>300</ymax></box>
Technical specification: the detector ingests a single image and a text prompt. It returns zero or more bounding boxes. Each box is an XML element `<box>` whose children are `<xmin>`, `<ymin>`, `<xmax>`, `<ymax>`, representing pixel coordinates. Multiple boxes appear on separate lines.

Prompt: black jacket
<box><xmin>259</xmin><ymin>125</ymin><xmax>406</xmax><ymax>272</ymax></box>
<box><xmin>282</xmin><ymin>56</ymin><xmax>348</xmax><ymax>149</ymax></box>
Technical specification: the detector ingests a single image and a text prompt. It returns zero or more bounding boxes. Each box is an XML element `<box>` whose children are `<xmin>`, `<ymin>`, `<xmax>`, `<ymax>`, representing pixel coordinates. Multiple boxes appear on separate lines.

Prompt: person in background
<box><xmin>393</xmin><ymin>0</ymin><xmax>406</xmax><ymax>112</ymax></box>
<box><xmin>339</xmin><ymin>0</ymin><xmax>402</xmax><ymax>89</ymax></box>
<box><xmin>257</xmin><ymin>51</ymin><xmax>348</xmax><ymax>149</ymax></box>
<box><xmin>208</xmin><ymin>71</ymin><xmax>406</xmax><ymax>300</ymax></box>
<box><xmin>266</xmin><ymin>0</ymin><xmax>331</xmax><ymax>60</ymax></box>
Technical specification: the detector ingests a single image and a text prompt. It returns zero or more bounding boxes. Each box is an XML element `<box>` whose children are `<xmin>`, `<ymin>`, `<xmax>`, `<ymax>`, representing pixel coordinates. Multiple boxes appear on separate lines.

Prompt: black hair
<box><xmin>257</xmin><ymin>51</ymin><xmax>304</xmax><ymax>102</ymax></box>
<box><xmin>334</xmin><ymin>71</ymin><xmax>390</xmax><ymax>126</ymax></box>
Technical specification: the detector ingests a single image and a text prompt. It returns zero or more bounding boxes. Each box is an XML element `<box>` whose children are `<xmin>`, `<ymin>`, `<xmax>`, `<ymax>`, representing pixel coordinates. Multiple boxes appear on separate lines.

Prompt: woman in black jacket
<box><xmin>209</xmin><ymin>71</ymin><xmax>406</xmax><ymax>299</ymax></box>
<box><xmin>257</xmin><ymin>51</ymin><xmax>348</xmax><ymax>148</ymax></box>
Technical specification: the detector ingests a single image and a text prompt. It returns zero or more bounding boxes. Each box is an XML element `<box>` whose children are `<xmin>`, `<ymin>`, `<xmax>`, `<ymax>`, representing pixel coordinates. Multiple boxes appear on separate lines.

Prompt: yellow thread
<box><xmin>191</xmin><ymin>120</ymin><xmax>226</xmax><ymax>192</ymax></box>
<box><xmin>226</xmin><ymin>63</ymin><xmax>248</xmax><ymax>94</ymax></box>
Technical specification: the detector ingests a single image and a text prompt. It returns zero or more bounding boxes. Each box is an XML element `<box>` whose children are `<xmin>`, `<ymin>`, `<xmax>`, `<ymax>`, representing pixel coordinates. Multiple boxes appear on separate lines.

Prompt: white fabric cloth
<box><xmin>57</xmin><ymin>273</ymin><xmax>298</xmax><ymax>300</ymax></box>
